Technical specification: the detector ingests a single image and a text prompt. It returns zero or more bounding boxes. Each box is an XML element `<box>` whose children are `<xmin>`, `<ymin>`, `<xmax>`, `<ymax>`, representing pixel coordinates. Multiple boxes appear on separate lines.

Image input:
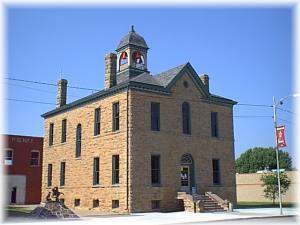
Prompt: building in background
<box><xmin>41</xmin><ymin>26</ymin><xmax>237</xmax><ymax>213</ymax></box>
<box><xmin>3</xmin><ymin>134</ymin><xmax>43</xmax><ymax>204</ymax></box>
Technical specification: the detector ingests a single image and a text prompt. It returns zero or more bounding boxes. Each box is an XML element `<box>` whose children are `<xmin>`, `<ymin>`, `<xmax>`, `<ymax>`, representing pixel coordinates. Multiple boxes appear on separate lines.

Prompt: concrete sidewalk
<box><xmin>80</xmin><ymin>207</ymin><xmax>298</xmax><ymax>225</ymax></box>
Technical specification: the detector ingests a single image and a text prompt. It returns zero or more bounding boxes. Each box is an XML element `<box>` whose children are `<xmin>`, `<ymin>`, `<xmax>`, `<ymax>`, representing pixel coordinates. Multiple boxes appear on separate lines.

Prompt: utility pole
<box><xmin>272</xmin><ymin>96</ymin><xmax>283</xmax><ymax>216</ymax></box>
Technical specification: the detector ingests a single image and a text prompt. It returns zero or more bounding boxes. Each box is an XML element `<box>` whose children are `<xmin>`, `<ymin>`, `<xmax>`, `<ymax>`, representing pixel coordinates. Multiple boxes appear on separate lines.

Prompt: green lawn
<box><xmin>5</xmin><ymin>206</ymin><xmax>32</xmax><ymax>217</ymax></box>
<box><xmin>237</xmin><ymin>202</ymin><xmax>296</xmax><ymax>209</ymax></box>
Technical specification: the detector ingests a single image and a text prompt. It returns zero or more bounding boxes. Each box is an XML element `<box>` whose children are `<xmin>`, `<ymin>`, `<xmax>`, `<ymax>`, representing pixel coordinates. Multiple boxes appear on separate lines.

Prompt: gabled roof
<box><xmin>42</xmin><ymin>63</ymin><xmax>237</xmax><ymax>118</ymax></box>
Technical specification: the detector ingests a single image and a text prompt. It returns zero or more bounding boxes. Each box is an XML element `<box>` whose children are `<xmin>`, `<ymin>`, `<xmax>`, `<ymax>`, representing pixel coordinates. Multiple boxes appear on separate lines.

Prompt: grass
<box><xmin>237</xmin><ymin>202</ymin><xmax>296</xmax><ymax>209</ymax></box>
<box><xmin>5</xmin><ymin>206</ymin><xmax>32</xmax><ymax>217</ymax></box>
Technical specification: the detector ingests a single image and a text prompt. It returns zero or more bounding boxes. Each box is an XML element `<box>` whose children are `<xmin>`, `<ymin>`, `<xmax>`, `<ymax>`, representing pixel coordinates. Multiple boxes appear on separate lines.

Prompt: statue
<box><xmin>45</xmin><ymin>187</ymin><xmax>64</xmax><ymax>202</ymax></box>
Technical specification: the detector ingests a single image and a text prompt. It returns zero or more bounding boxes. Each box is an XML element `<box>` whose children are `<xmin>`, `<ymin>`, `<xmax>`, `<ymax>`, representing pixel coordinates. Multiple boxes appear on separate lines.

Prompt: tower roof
<box><xmin>116</xmin><ymin>26</ymin><xmax>148</xmax><ymax>50</ymax></box>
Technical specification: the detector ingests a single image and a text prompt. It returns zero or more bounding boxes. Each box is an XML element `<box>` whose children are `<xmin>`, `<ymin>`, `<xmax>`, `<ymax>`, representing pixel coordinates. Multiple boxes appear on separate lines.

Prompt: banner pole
<box><xmin>273</xmin><ymin>96</ymin><xmax>283</xmax><ymax>216</ymax></box>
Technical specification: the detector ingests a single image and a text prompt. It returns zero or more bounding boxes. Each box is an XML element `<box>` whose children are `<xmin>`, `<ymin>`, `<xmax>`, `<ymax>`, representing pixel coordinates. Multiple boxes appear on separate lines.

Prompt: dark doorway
<box><xmin>11</xmin><ymin>187</ymin><xmax>17</xmax><ymax>204</ymax></box>
<box><xmin>180</xmin><ymin>153</ymin><xmax>195</xmax><ymax>193</ymax></box>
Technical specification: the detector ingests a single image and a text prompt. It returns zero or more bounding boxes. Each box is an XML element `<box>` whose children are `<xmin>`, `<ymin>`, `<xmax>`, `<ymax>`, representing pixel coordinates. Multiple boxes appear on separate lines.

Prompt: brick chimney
<box><xmin>105</xmin><ymin>53</ymin><xmax>117</xmax><ymax>89</ymax></box>
<box><xmin>200</xmin><ymin>74</ymin><xmax>209</xmax><ymax>92</ymax></box>
<box><xmin>56</xmin><ymin>79</ymin><xmax>68</xmax><ymax>108</ymax></box>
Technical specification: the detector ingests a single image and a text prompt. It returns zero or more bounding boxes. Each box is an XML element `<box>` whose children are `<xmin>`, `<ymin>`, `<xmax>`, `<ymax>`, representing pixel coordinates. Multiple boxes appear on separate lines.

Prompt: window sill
<box><xmin>59</xmin><ymin>186</ymin><xmax>65</xmax><ymax>188</ymax></box>
<box><xmin>111</xmin><ymin>184</ymin><xmax>120</xmax><ymax>187</ymax></box>
<box><xmin>151</xmin><ymin>130</ymin><xmax>160</xmax><ymax>132</ymax></box>
<box><xmin>93</xmin><ymin>134</ymin><xmax>101</xmax><ymax>139</ymax></box>
<box><xmin>75</xmin><ymin>157</ymin><xmax>82</xmax><ymax>160</ymax></box>
<box><xmin>209</xmin><ymin>184</ymin><xmax>223</xmax><ymax>187</ymax></box>
<box><xmin>151</xmin><ymin>184</ymin><xmax>162</xmax><ymax>187</ymax></box>
<box><xmin>182</xmin><ymin>133</ymin><xmax>192</xmax><ymax>137</ymax></box>
<box><xmin>112</xmin><ymin>130</ymin><xmax>121</xmax><ymax>134</ymax></box>
<box><xmin>92</xmin><ymin>185</ymin><xmax>103</xmax><ymax>188</ymax></box>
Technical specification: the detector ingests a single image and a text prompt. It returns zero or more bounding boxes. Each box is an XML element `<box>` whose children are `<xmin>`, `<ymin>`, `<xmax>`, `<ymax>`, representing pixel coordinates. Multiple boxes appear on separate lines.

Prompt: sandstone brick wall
<box><xmin>236</xmin><ymin>171</ymin><xmax>298</xmax><ymax>203</ymax></box>
<box><xmin>129</xmin><ymin>73</ymin><xmax>236</xmax><ymax>212</ymax></box>
<box><xmin>42</xmin><ymin>91</ymin><xmax>130</xmax><ymax>214</ymax></box>
<box><xmin>42</xmin><ymin>71</ymin><xmax>236</xmax><ymax>214</ymax></box>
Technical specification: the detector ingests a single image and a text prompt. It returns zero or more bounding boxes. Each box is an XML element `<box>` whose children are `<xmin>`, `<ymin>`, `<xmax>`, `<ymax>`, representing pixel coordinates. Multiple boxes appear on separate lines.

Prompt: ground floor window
<box><xmin>151</xmin><ymin>200</ymin><xmax>161</xmax><ymax>209</ymax></box>
<box><xmin>74</xmin><ymin>199</ymin><xmax>80</xmax><ymax>207</ymax></box>
<box><xmin>212</xmin><ymin>159</ymin><xmax>221</xmax><ymax>185</ymax></box>
<box><xmin>112</xmin><ymin>200</ymin><xmax>119</xmax><ymax>209</ymax></box>
<box><xmin>93</xmin><ymin>199</ymin><xmax>100</xmax><ymax>208</ymax></box>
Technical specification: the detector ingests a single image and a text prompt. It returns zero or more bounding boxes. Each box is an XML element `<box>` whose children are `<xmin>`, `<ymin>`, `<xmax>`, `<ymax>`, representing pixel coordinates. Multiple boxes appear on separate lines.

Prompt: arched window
<box><xmin>119</xmin><ymin>52</ymin><xmax>128</xmax><ymax>71</ymax></box>
<box><xmin>75</xmin><ymin>124</ymin><xmax>82</xmax><ymax>158</ymax></box>
<box><xmin>182</xmin><ymin>102</ymin><xmax>191</xmax><ymax>134</ymax></box>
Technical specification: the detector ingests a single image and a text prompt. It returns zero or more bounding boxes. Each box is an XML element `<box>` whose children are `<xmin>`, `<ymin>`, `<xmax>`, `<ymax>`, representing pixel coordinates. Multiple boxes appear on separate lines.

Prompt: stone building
<box><xmin>41</xmin><ymin>26</ymin><xmax>237</xmax><ymax>214</ymax></box>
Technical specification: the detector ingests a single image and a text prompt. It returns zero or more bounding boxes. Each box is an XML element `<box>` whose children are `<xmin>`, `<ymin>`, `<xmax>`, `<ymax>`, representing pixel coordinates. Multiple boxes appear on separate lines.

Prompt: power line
<box><xmin>5</xmin><ymin>77</ymin><xmax>100</xmax><ymax>92</ymax></box>
<box><xmin>6</xmin><ymin>98</ymin><xmax>55</xmax><ymax>105</ymax></box>
<box><xmin>236</xmin><ymin>103</ymin><xmax>272</xmax><ymax>108</ymax></box>
<box><xmin>277</xmin><ymin>107</ymin><xmax>296</xmax><ymax>115</ymax></box>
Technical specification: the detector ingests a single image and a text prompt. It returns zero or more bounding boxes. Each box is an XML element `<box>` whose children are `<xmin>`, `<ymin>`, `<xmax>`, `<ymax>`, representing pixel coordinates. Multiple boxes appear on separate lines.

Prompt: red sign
<box><xmin>276</xmin><ymin>125</ymin><xmax>287</xmax><ymax>148</ymax></box>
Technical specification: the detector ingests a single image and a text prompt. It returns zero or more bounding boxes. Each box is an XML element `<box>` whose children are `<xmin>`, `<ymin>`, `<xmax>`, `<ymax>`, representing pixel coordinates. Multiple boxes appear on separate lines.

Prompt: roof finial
<box><xmin>131</xmin><ymin>25</ymin><xmax>135</xmax><ymax>33</ymax></box>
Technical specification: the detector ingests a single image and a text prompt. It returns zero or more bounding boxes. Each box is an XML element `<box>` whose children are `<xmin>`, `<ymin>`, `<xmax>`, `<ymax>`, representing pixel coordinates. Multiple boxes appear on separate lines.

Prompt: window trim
<box><xmin>30</xmin><ymin>150</ymin><xmax>40</xmax><ymax>167</ymax></box>
<box><xmin>151</xmin><ymin>154</ymin><xmax>161</xmax><ymax>186</ymax></box>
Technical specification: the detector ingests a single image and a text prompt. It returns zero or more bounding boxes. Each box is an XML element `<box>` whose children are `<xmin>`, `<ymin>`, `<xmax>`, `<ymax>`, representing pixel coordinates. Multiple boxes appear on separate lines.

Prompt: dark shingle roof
<box><xmin>154</xmin><ymin>63</ymin><xmax>187</xmax><ymax>87</ymax></box>
<box><xmin>117</xmin><ymin>28</ymin><xmax>148</xmax><ymax>50</ymax></box>
<box><xmin>42</xmin><ymin>63</ymin><xmax>236</xmax><ymax>118</ymax></box>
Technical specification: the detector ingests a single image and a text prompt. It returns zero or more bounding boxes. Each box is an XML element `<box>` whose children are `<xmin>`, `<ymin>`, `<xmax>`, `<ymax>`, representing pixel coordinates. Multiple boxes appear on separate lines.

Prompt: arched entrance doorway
<box><xmin>180</xmin><ymin>153</ymin><xmax>195</xmax><ymax>193</ymax></box>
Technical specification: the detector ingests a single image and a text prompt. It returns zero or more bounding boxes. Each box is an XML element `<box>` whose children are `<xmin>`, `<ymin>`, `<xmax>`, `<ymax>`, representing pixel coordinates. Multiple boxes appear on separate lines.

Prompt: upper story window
<box><xmin>30</xmin><ymin>151</ymin><xmax>40</xmax><ymax>166</ymax></box>
<box><xmin>132</xmin><ymin>51</ymin><xmax>145</xmax><ymax>69</ymax></box>
<box><xmin>61</xmin><ymin>119</ymin><xmax>67</xmax><ymax>143</ymax></box>
<box><xmin>182</xmin><ymin>102</ymin><xmax>191</xmax><ymax>135</ymax></box>
<box><xmin>75</xmin><ymin>124</ymin><xmax>82</xmax><ymax>158</ymax></box>
<box><xmin>151</xmin><ymin>102</ymin><xmax>160</xmax><ymax>131</ymax></box>
<box><xmin>151</xmin><ymin>155</ymin><xmax>161</xmax><ymax>185</ymax></box>
<box><xmin>211</xmin><ymin>112</ymin><xmax>218</xmax><ymax>138</ymax></box>
<box><xmin>94</xmin><ymin>108</ymin><xmax>101</xmax><ymax>136</ymax></box>
<box><xmin>4</xmin><ymin>149</ymin><xmax>13</xmax><ymax>166</ymax></box>
<box><xmin>49</xmin><ymin>123</ymin><xmax>54</xmax><ymax>146</ymax></box>
<box><xmin>212</xmin><ymin>159</ymin><xmax>221</xmax><ymax>185</ymax></box>
<box><xmin>112</xmin><ymin>102</ymin><xmax>120</xmax><ymax>131</ymax></box>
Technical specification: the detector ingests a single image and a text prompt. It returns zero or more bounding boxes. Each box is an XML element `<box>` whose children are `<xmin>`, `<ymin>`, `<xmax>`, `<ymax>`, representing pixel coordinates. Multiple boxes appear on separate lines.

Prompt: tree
<box><xmin>235</xmin><ymin>147</ymin><xmax>292</xmax><ymax>174</ymax></box>
<box><xmin>260</xmin><ymin>172</ymin><xmax>291</xmax><ymax>204</ymax></box>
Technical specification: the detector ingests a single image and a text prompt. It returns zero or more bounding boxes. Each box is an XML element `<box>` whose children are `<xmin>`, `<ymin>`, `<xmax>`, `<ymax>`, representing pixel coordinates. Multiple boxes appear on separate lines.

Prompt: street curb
<box><xmin>173</xmin><ymin>214</ymin><xmax>297</xmax><ymax>224</ymax></box>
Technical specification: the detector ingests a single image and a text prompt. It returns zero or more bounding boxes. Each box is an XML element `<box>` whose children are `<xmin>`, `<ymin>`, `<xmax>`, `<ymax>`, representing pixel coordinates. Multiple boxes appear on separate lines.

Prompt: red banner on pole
<box><xmin>276</xmin><ymin>125</ymin><xmax>287</xmax><ymax>148</ymax></box>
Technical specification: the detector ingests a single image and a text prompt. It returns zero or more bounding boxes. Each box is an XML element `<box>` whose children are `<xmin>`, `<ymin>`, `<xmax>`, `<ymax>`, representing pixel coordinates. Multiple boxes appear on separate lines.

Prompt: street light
<box><xmin>272</xmin><ymin>93</ymin><xmax>299</xmax><ymax>216</ymax></box>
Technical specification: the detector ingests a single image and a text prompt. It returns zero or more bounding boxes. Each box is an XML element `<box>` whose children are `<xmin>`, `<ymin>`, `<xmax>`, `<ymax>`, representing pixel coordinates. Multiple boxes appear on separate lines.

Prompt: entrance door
<box><xmin>11</xmin><ymin>187</ymin><xmax>17</xmax><ymax>204</ymax></box>
<box><xmin>180</xmin><ymin>166</ymin><xmax>190</xmax><ymax>192</ymax></box>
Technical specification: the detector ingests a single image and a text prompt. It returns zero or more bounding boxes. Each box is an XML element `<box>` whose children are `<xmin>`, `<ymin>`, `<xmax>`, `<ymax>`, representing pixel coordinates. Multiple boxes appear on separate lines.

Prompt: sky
<box><xmin>5</xmin><ymin>6</ymin><xmax>294</xmax><ymax>160</ymax></box>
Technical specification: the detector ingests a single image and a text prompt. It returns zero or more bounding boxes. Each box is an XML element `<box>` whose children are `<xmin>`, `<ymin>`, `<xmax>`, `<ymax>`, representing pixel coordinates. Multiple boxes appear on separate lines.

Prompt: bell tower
<box><xmin>116</xmin><ymin>26</ymin><xmax>149</xmax><ymax>82</ymax></box>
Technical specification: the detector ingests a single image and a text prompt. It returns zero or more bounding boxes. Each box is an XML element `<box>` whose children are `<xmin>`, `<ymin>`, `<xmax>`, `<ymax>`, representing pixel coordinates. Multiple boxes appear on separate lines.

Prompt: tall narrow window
<box><xmin>76</xmin><ymin>124</ymin><xmax>82</xmax><ymax>158</ymax></box>
<box><xmin>49</xmin><ymin>123</ymin><xmax>54</xmax><ymax>146</ymax></box>
<box><xmin>112</xmin><ymin>102</ymin><xmax>120</xmax><ymax>131</ymax></box>
<box><xmin>4</xmin><ymin>149</ymin><xmax>13</xmax><ymax>165</ymax></box>
<box><xmin>60</xmin><ymin>162</ymin><xmax>66</xmax><ymax>186</ymax></box>
<box><xmin>93</xmin><ymin>157</ymin><xmax>100</xmax><ymax>185</ymax></box>
<box><xmin>151</xmin><ymin>155</ymin><xmax>161</xmax><ymax>185</ymax></box>
<box><xmin>61</xmin><ymin>119</ymin><xmax>67</xmax><ymax>143</ymax></box>
<box><xmin>182</xmin><ymin>102</ymin><xmax>191</xmax><ymax>134</ymax></box>
<box><xmin>212</xmin><ymin>159</ymin><xmax>221</xmax><ymax>185</ymax></box>
<box><xmin>94</xmin><ymin>108</ymin><xmax>101</xmax><ymax>136</ymax></box>
<box><xmin>30</xmin><ymin>151</ymin><xmax>40</xmax><ymax>166</ymax></box>
<box><xmin>112</xmin><ymin>155</ymin><xmax>119</xmax><ymax>185</ymax></box>
<box><xmin>151</xmin><ymin>102</ymin><xmax>160</xmax><ymax>131</ymax></box>
<box><xmin>47</xmin><ymin>164</ymin><xmax>52</xmax><ymax>187</ymax></box>
<box><xmin>211</xmin><ymin>112</ymin><xmax>218</xmax><ymax>137</ymax></box>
